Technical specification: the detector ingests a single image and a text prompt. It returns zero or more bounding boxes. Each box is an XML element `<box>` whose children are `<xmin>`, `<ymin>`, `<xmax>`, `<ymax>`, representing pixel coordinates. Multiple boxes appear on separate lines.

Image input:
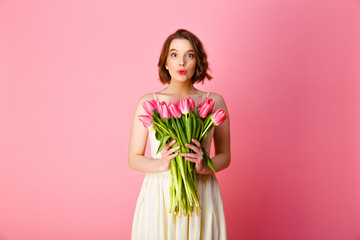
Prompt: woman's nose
<box><xmin>179</xmin><ymin>57</ymin><xmax>185</xmax><ymax>66</ymax></box>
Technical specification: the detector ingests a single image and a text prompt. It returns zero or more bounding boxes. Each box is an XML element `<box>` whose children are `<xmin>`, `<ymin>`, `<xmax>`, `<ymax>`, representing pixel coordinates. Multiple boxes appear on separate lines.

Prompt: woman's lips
<box><xmin>177</xmin><ymin>69</ymin><xmax>187</xmax><ymax>75</ymax></box>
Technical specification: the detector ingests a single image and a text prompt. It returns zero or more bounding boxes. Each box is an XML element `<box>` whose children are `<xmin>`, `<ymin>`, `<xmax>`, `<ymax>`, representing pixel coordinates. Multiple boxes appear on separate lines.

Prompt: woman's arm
<box><xmin>180</xmin><ymin>92</ymin><xmax>231</xmax><ymax>174</ymax></box>
<box><xmin>128</xmin><ymin>94</ymin><xmax>178</xmax><ymax>173</ymax></box>
<box><xmin>210</xmin><ymin>93</ymin><xmax>231</xmax><ymax>172</ymax></box>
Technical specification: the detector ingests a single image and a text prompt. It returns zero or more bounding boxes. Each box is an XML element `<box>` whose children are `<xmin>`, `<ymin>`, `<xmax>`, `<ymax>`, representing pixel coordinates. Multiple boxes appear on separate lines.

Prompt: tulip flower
<box><xmin>211</xmin><ymin>109</ymin><xmax>227</xmax><ymax>126</ymax></box>
<box><xmin>188</xmin><ymin>97</ymin><xmax>195</xmax><ymax>111</ymax></box>
<box><xmin>198</xmin><ymin>105</ymin><xmax>210</xmax><ymax>118</ymax></box>
<box><xmin>200</xmin><ymin>108</ymin><xmax>227</xmax><ymax>141</ymax></box>
<box><xmin>138</xmin><ymin>114</ymin><xmax>153</xmax><ymax>129</ymax></box>
<box><xmin>197</xmin><ymin>98</ymin><xmax>215</xmax><ymax>118</ymax></box>
<box><xmin>159</xmin><ymin>101</ymin><xmax>171</xmax><ymax>119</ymax></box>
<box><xmin>142</xmin><ymin>100</ymin><xmax>157</xmax><ymax>116</ymax></box>
<box><xmin>178</xmin><ymin>98</ymin><xmax>190</xmax><ymax>115</ymax></box>
<box><xmin>150</xmin><ymin>99</ymin><xmax>161</xmax><ymax>112</ymax></box>
<box><xmin>168</xmin><ymin>99</ymin><xmax>182</xmax><ymax>118</ymax></box>
<box><xmin>201</xmin><ymin>98</ymin><xmax>215</xmax><ymax>111</ymax></box>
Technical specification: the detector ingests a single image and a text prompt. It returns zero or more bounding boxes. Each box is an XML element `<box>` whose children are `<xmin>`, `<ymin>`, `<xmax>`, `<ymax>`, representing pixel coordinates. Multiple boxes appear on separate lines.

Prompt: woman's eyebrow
<box><xmin>169</xmin><ymin>49</ymin><xmax>194</xmax><ymax>52</ymax></box>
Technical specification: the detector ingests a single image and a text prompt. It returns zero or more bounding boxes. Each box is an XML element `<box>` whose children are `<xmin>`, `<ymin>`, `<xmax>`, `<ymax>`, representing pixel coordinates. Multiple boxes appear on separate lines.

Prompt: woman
<box><xmin>128</xmin><ymin>29</ymin><xmax>230</xmax><ymax>240</ymax></box>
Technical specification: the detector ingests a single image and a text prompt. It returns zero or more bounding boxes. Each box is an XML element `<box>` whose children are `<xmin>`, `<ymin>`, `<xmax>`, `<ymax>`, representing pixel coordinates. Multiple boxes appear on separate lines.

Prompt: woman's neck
<box><xmin>161</xmin><ymin>79</ymin><xmax>200</xmax><ymax>97</ymax></box>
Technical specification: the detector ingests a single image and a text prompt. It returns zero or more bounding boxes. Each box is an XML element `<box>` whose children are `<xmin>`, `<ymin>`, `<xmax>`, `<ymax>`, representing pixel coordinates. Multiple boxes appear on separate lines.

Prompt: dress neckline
<box><xmin>153</xmin><ymin>91</ymin><xmax>210</xmax><ymax>103</ymax></box>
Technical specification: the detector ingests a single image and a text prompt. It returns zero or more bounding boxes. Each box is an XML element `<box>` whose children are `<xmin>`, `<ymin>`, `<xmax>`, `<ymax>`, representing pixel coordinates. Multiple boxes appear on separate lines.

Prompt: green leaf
<box><xmin>194</xmin><ymin>106</ymin><xmax>200</xmax><ymax>118</ymax></box>
<box><xmin>202</xmin><ymin>132</ymin><xmax>208</xmax><ymax>142</ymax></box>
<box><xmin>175</xmin><ymin>118</ymin><xmax>187</xmax><ymax>147</ymax></box>
<box><xmin>202</xmin><ymin>146</ymin><xmax>216</xmax><ymax>173</ymax></box>
<box><xmin>156</xmin><ymin>135</ymin><xmax>171</xmax><ymax>154</ymax></box>
<box><xmin>155</xmin><ymin>130</ymin><xmax>162</xmax><ymax>141</ymax></box>
<box><xmin>201</xmin><ymin>114</ymin><xmax>212</xmax><ymax>132</ymax></box>
<box><xmin>185</xmin><ymin>116</ymin><xmax>192</xmax><ymax>143</ymax></box>
<box><xmin>153</xmin><ymin>120</ymin><xmax>170</xmax><ymax>135</ymax></box>
<box><xmin>196</xmin><ymin>118</ymin><xmax>203</xmax><ymax>140</ymax></box>
<box><xmin>181</xmin><ymin>114</ymin><xmax>186</xmax><ymax>123</ymax></box>
<box><xmin>191</xmin><ymin>114</ymin><xmax>197</xmax><ymax>139</ymax></box>
<box><xmin>171</xmin><ymin>118</ymin><xmax>184</xmax><ymax>147</ymax></box>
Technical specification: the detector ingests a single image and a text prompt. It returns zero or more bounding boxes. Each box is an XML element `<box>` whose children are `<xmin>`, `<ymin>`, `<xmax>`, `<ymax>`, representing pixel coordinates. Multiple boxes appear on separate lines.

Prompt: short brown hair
<box><xmin>157</xmin><ymin>29</ymin><xmax>213</xmax><ymax>84</ymax></box>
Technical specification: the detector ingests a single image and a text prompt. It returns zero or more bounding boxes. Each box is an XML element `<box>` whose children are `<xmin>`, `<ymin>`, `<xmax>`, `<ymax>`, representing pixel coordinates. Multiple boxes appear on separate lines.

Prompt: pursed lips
<box><xmin>177</xmin><ymin>69</ymin><xmax>187</xmax><ymax>75</ymax></box>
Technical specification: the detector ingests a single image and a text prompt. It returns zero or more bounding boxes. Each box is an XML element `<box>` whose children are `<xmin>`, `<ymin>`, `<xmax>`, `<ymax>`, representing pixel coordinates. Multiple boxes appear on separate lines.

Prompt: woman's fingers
<box><xmin>182</xmin><ymin>155</ymin><xmax>197</xmax><ymax>163</ymax></box>
<box><xmin>161</xmin><ymin>140</ymin><xmax>180</xmax><ymax>162</ymax></box>
<box><xmin>185</xmin><ymin>140</ymin><xmax>202</xmax><ymax>154</ymax></box>
<box><xmin>181</xmin><ymin>152</ymin><xmax>200</xmax><ymax>158</ymax></box>
<box><xmin>169</xmin><ymin>151</ymin><xmax>179</xmax><ymax>160</ymax></box>
<box><xmin>168</xmin><ymin>145</ymin><xmax>180</xmax><ymax>154</ymax></box>
<box><xmin>182</xmin><ymin>139</ymin><xmax>204</xmax><ymax>165</ymax></box>
<box><xmin>191</xmin><ymin>138</ymin><xmax>201</xmax><ymax>147</ymax></box>
<box><xmin>181</xmin><ymin>152</ymin><xmax>202</xmax><ymax>164</ymax></box>
<box><xmin>164</xmin><ymin>139</ymin><xmax>176</xmax><ymax>150</ymax></box>
<box><xmin>162</xmin><ymin>150</ymin><xmax>178</xmax><ymax>158</ymax></box>
<box><xmin>161</xmin><ymin>138</ymin><xmax>206</xmax><ymax>164</ymax></box>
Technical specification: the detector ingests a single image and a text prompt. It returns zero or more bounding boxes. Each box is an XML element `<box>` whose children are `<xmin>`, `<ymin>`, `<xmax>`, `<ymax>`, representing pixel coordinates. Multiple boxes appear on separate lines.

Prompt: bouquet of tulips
<box><xmin>138</xmin><ymin>96</ymin><xmax>227</xmax><ymax>216</ymax></box>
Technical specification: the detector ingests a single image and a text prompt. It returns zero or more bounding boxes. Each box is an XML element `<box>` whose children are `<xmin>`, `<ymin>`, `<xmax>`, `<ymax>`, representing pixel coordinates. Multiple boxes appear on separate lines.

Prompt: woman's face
<box><xmin>165</xmin><ymin>38</ymin><xmax>197</xmax><ymax>83</ymax></box>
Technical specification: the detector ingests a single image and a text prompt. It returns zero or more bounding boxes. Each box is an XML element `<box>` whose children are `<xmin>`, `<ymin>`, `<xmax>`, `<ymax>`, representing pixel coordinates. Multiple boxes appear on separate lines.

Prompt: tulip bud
<box><xmin>203</xmin><ymin>98</ymin><xmax>215</xmax><ymax>112</ymax></box>
<box><xmin>159</xmin><ymin>102</ymin><xmax>171</xmax><ymax>119</ymax></box>
<box><xmin>188</xmin><ymin>97</ymin><xmax>195</xmax><ymax>112</ymax></box>
<box><xmin>150</xmin><ymin>99</ymin><xmax>160</xmax><ymax>112</ymax></box>
<box><xmin>198</xmin><ymin>104</ymin><xmax>211</xmax><ymax>118</ymax></box>
<box><xmin>179</xmin><ymin>98</ymin><xmax>190</xmax><ymax>115</ymax></box>
<box><xmin>142</xmin><ymin>100</ymin><xmax>157</xmax><ymax>116</ymax></box>
<box><xmin>211</xmin><ymin>109</ymin><xmax>227</xmax><ymax>126</ymax></box>
<box><xmin>138</xmin><ymin>115</ymin><xmax>153</xmax><ymax>129</ymax></box>
<box><xmin>168</xmin><ymin>100</ymin><xmax>182</xmax><ymax>118</ymax></box>
<box><xmin>197</xmin><ymin>97</ymin><xmax>215</xmax><ymax>118</ymax></box>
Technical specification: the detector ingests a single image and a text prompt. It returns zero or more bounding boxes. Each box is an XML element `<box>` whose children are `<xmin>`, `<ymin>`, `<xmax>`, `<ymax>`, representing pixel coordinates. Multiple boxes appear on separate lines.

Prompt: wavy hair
<box><xmin>157</xmin><ymin>29</ymin><xmax>213</xmax><ymax>84</ymax></box>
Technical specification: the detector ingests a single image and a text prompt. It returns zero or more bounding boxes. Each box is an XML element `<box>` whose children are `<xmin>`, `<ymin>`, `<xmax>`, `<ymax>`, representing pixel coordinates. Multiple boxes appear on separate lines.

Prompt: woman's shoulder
<box><xmin>208</xmin><ymin>91</ymin><xmax>226</xmax><ymax>103</ymax></box>
<box><xmin>137</xmin><ymin>92</ymin><xmax>156</xmax><ymax>103</ymax></box>
<box><xmin>208</xmin><ymin>91</ymin><xmax>228</xmax><ymax>111</ymax></box>
<box><xmin>133</xmin><ymin>93</ymin><xmax>157</xmax><ymax>116</ymax></box>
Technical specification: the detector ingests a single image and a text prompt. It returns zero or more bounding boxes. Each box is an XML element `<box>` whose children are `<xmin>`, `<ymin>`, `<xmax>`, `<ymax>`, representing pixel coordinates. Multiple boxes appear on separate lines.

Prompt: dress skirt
<box><xmin>131</xmin><ymin>169</ymin><xmax>227</xmax><ymax>240</ymax></box>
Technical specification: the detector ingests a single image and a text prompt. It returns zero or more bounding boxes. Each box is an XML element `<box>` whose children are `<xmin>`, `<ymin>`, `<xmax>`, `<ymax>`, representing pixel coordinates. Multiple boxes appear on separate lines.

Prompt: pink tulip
<box><xmin>197</xmin><ymin>98</ymin><xmax>215</xmax><ymax>118</ymax></box>
<box><xmin>159</xmin><ymin>101</ymin><xmax>171</xmax><ymax>119</ymax></box>
<box><xmin>150</xmin><ymin>99</ymin><xmax>161</xmax><ymax>112</ymax></box>
<box><xmin>211</xmin><ymin>109</ymin><xmax>227</xmax><ymax>126</ymax></box>
<box><xmin>201</xmin><ymin>98</ymin><xmax>215</xmax><ymax>112</ymax></box>
<box><xmin>198</xmin><ymin>104</ymin><xmax>211</xmax><ymax>118</ymax></box>
<box><xmin>142</xmin><ymin>100</ymin><xmax>157</xmax><ymax>116</ymax></box>
<box><xmin>138</xmin><ymin>115</ymin><xmax>153</xmax><ymax>129</ymax></box>
<box><xmin>168</xmin><ymin>99</ymin><xmax>182</xmax><ymax>118</ymax></box>
<box><xmin>175</xmin><ymin>99</ymin><xmax>181</xmax><ymax>111</ymax></box>
<box><xmin>178</xmin><ymin>98</ymin><xmax>190</xmax><ymax>115</ymax></box>
<box><xmin>188</xmin><ymin>97</ymin><xmax>195</xmax><ymax>111</ymax></box>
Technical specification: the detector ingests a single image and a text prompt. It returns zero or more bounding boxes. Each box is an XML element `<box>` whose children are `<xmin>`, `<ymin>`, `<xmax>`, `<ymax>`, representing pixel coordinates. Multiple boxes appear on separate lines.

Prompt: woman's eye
<box><xmin>187</xmin><ymin>53</ymin><xmax>194</xmax><ymax>58</ymax></box>
<box><xmin>171</xmin><ymin>53</ymin><xmax>177</xmax><ymax>57</ymax></box>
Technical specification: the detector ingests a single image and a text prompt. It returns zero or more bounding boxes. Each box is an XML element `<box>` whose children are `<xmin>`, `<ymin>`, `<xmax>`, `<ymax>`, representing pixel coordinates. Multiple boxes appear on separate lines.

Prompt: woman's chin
<box><xmin>171</xmin><ymin>76</ymin><xmax>192</xmax><ymax>82</ymax></box>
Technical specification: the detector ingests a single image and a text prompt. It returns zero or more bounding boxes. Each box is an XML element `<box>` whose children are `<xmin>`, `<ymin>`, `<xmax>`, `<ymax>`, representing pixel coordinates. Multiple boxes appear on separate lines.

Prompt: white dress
<box><xmin>131</xmin><ymin>92</ymin><xmax>227</xmax><ymax>240</ymax></box>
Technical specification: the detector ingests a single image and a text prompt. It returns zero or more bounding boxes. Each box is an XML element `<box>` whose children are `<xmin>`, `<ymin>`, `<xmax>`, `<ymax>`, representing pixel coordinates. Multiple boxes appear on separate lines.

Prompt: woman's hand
<box><xmin>181</xmin><ymin>138</ymin><xmax>208</xmax><ymax>174</ymax></box>
<box><xmin>160</xmin><ymin>139</ymin><xmax>180</xmax><ymax>171</ymax></box>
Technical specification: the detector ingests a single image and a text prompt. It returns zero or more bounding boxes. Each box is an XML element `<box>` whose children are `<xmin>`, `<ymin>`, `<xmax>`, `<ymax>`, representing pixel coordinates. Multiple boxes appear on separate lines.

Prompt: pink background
<box><xmin>1</xmin><ymin>0</ymin><xmax>359</xmax><ymax>239</ymax></box>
